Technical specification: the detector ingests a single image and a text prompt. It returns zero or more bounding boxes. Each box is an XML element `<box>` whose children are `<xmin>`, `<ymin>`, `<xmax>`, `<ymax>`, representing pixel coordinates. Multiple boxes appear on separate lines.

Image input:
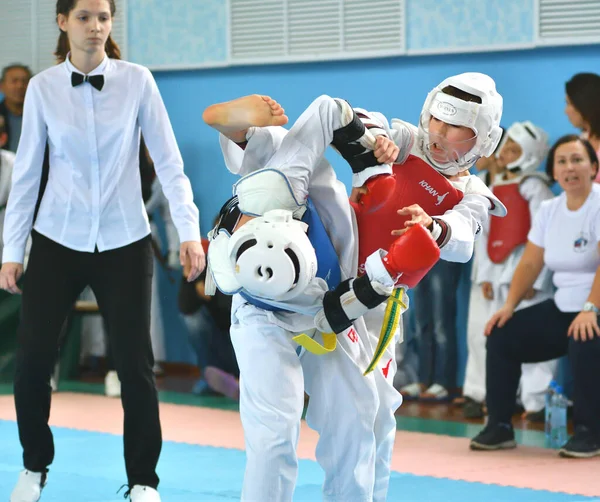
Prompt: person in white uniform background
<box><xmin>461</xmin><ymin>121</ymin><xmax>557</xmax><ymax>419</ymax></box>
<box><xmin>0</xmin><ymin>1</ymin><xmax>205</xmax><ymax>501</ymax></box>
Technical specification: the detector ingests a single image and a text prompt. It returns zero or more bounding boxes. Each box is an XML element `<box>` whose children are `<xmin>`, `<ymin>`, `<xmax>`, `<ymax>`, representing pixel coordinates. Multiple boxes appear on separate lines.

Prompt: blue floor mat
<box><xmin>0</xmin><ymin>420</ymin><xmax>596</xmax><ymax>501</ymax></box>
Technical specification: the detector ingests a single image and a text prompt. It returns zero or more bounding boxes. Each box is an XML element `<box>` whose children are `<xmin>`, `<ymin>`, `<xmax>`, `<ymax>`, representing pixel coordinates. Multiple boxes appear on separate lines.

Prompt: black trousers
<box><xmin>486</xmin><ymin>299</ymin><xmax>600</xmax><ymax>434</ymax></box>
<box><xmin>14</xmin><ymin>231</ymin><xmax>161</xmax><ymax>488</ymax></box>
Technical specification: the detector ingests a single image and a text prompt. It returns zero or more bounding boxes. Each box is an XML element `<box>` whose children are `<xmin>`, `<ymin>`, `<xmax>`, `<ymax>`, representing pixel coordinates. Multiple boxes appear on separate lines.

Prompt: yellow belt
<box><xmin>292</xmin><ymin>332</ymin><xmax>337</xmax><ymax>355</ymax></box>
<box><xmin>292</xmin><ymin>288</ymin><xmax>406</xmax><ymax>374</ymax></box>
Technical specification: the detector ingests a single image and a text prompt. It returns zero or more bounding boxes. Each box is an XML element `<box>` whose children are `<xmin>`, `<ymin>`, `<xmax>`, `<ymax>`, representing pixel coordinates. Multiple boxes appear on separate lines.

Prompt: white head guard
<box><xmin>227</xmin><ymin>209</ymin><xmax>317</xmax><ymax>301</ymax></box>
<box><xmin>418</xmin><ymin>72</ymin><xmax>504</xmax><ymax>176</ymax></box>
<box><xmin>496</xmin><ymin>121</ymin><xmax>549</xmax><ymax>175</ymax></box>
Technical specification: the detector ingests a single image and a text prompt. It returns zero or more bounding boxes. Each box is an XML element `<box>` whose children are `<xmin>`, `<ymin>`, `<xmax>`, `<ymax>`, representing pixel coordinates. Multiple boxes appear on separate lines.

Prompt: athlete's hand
<box><xmin>391</xmin><ymin>204</ymin><xmax>433</xmax><ymax>236</ymax></box>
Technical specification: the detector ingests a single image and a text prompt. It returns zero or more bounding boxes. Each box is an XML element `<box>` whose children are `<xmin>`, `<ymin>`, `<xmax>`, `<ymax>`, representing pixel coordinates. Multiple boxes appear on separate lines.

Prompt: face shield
<box><xmin>419</xmin><ymin>123</ymin><xmax>478</xmax><ymax>171</ymax></box>
<box><xmin>418</xmin><ymin>93</ymin><xmax>482</xmax><ymax>175</ymax></box>
<box><xmin>417</xmin><ymin>73</ymin><xmax>504</xmax><ymax>176</ymax></box>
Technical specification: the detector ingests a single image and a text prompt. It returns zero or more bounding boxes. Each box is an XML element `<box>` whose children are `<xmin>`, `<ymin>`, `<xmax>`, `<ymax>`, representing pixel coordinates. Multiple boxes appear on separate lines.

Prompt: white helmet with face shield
<box><xmin>417</xmin><ymin>72</ymin><xmax>504</xmax><ymax>176</ymax></box>
<box><xmin>496</xmin><ymin>121</ymin><xmax>549</xmax><ymax>175</ymax></box>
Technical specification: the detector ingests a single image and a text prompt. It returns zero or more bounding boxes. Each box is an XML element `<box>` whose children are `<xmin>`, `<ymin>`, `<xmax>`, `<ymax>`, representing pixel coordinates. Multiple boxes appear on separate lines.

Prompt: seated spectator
<box><xmin>0</xmin><ymin>64</ymin><xmax>32</xmax><ymax>152</ymax></box>
<box><xmin>470</xmin><ymin>135</ymin><xmax>600</xmax><ymax>458</ymax></box>
<box><xmin>564</xmin><ymin>72</ymin><xmax>600</xmax><ymax>181</ymax></box>
<box><xmin>178</xmin><ymin>240</ymin><xmax>239</xmax><ymax>399</ymax></box>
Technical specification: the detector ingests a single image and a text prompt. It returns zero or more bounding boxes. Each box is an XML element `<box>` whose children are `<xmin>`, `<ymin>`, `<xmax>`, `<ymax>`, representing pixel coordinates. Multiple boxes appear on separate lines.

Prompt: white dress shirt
<box><xmin>2</xmin><ymin>55</ymin><xmax>200</xmax><ymax>264</ymax></box>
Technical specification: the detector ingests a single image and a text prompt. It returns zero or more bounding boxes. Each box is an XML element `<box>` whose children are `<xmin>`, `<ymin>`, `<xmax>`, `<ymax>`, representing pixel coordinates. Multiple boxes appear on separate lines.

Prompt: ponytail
<box><xmin>105</xmin><ymin>35</ymin><xmax>122</xmax><ymax>60</ymax></box>
<box><xmin>54</xmin><ymin>30</ymin><xmax>70</xmax><ymax>63</ymax></box>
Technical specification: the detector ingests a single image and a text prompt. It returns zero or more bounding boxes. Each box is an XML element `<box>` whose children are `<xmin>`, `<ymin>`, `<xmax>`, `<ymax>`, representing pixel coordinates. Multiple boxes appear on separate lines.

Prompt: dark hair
<box><xmin>1</xmin><ymin>64</ymin><xmax>33</xmax><ymax>82</ymax></box>
<box><xmin>565</xmin><ymin>73</ymin><xmax>600</xmax><ymax>138</ymax></box>
<box><xmin>54</xmin><ymin>0</ymin><xmax>121</xmax><ymax>63</ymax></box>
<box><xmin>441</xmin><ymin>85</ymin><xmax>482</xmax><ymax>104</ymax></box>
<box><xmin>545</xmin><ymin>134</ymin><xmax>599</xmax><ymax>180</ymax></box>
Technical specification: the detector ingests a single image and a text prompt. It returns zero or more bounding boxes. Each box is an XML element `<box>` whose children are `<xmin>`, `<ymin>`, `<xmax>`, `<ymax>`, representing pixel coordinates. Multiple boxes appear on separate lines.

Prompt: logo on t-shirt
<box><xmin>573</xmin><ymin>232</ymin><xmax>589</xmax><ymax>253</ymax></box>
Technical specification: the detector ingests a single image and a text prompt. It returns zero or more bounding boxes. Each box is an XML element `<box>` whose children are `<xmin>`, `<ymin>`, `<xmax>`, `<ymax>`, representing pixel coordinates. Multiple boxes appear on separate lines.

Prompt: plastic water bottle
<box><xmin>549</xmin><ymin>385</ymin><xmax>568</xmax><ymax>448</ymax></box>
<box><xmin>544</xmin><ymin>381</ymin><xmax>558</xmax><ymax>440</ymax></box>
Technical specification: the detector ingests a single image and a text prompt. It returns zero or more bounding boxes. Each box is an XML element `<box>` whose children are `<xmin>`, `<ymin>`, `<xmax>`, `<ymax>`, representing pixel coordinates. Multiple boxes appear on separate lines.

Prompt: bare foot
<box><xmin>202</xmin><ymin>94</ymin><xmax>289</xmax><ymax>143</ymax></box>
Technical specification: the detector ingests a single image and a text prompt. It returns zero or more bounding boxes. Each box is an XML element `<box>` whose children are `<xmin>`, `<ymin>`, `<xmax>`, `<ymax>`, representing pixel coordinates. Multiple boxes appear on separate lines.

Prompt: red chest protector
<box><xmin>487</xmin><ymin>182</ymin><xmax>530</xmax><ymax>264</ymax></box>
<box><xmin>354</xmin><ymin>155</ymin><xmax>463</xmax><ymax>287</ymax></box>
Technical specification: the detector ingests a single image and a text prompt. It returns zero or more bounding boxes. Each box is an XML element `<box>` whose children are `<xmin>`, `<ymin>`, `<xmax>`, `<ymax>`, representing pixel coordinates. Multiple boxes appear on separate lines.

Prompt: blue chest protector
<box><xmin>240</xmin><ymin>199</ymin><xmax>341</xmax><ymax>311</ymax></box>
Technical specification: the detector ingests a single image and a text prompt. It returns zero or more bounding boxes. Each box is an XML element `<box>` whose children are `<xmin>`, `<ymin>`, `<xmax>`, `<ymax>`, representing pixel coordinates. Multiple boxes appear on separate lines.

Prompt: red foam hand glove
<box><xmin>382</xmin><ymin>224</ymin><xmax>440</xmax><ymax>287</ymax></box>
<box><xmin>354</xmin><ymin>174</ymin><xmax>396</xmax><ymax>214</ymax></box>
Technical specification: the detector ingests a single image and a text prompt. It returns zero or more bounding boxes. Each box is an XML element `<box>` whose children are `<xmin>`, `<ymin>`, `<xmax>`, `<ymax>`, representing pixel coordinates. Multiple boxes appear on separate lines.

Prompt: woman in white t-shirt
<box><xmin>470</xmin><ymin>135</ymin><xmax>600</xmax><ymax>458</ymax></box>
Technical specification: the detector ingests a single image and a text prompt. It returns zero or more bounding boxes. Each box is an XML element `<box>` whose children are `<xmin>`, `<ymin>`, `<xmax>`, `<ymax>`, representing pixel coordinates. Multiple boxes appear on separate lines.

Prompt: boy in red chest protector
<box><xmin>345</xmin><ymin>73</ymin><xmax>507</xmax><ymax>405</ymax></box>
<box><xmin>461</xmin><ymin>121</ymin><xmax>557</xmax><ymax>419</ymax></box>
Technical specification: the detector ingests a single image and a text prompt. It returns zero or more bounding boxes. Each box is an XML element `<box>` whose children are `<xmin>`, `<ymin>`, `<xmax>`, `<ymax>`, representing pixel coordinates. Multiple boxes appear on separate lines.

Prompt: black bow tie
<box><xmin>71</xmin><ymin>72</ymin><xmax>104</xmax><ymax>91</ymax></box>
